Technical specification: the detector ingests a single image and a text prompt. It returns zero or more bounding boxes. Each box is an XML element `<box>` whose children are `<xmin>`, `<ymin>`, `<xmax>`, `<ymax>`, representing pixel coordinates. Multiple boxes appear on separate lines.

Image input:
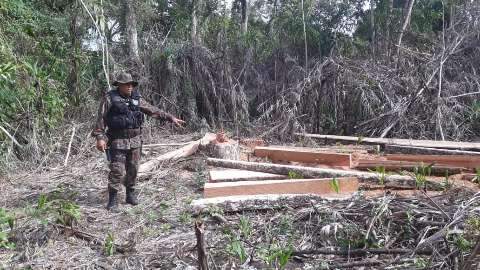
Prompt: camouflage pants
<box><xmin>107</xmin><ymin>148</ymin><xmax>141</xmax><ymax>191</ymax></box>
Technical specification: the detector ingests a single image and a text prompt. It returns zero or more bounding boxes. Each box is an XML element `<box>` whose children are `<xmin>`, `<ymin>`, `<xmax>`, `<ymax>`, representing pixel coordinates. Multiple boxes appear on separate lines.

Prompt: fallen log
<box><xmin>206</xmin><ymin>158</ymin><xmax>444</xmax><ymax>190</ymax></box>
<box><xmin>191</xmin><ymin>194</ymin><xmax>352</xmax><ymax>214</ymax></box>
<box><xmin>295</xmin><ymin>133</ymin><xmax>480</xmax><ymax>151</ymax></box>
<box><xmin>209</xmin><ymin>169</ymin><xmax>286</xmax><ymax>182</ymax></box>
<box><xmin>139</xmin><ymin>133</ymin><xmax>216</xmax><ymax>176</ymax></box>
<box><xmin>384</xmin><ymin>145</ymin><xmax>480</xmax><ymax>156</ymax></box>
<box><xmin>254</xmin><ymin>146</ymin><xmax>352</xmax><ymax>167</ymax></box>
<box><xmin>386</xmin><ymin>154</ymin><xmax>480</xmax><ymax>169</ymax></box>
<box><xmin>203</xmin><ymin>177</ymin><xmax>359</xmax><ymax>198</ymax></box>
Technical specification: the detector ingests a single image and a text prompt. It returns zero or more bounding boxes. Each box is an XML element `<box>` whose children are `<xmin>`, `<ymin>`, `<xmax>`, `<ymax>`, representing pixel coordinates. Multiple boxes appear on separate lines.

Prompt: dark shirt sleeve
<box><xmin>91</xmin><ymin>95</ymin><xmax>110</xmax><ymax>141</ymax></box>
<box><xmin>139</xmin><ymin>99</ymin><xmax>174</xmax><ymax>122</ymax></box>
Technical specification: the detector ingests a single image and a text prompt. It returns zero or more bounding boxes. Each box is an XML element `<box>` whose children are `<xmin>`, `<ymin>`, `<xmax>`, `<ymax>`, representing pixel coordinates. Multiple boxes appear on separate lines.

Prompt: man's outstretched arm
<box><xmin>139</xmin><ymin>99</ymin><xmax>185</xmax><ymax>126</ymax></box>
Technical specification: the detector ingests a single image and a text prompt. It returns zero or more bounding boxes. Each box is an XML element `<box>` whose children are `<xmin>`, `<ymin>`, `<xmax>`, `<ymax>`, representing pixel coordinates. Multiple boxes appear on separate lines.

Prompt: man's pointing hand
<box><xmin>172</xmin><ymin>117</ymin><xmax>185</xmax><ymax>127</ymax></box>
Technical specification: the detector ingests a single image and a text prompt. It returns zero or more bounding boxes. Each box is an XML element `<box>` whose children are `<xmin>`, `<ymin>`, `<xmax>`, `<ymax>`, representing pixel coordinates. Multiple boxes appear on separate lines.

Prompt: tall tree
<box><xmin>395</xmin><ymin>0</ymin><xmax>415</xmax><ymax>67</ymax></box>
<box><xmin>191</xmin><ymin>0</ymin><xmax>200</xmax><ymax>45</ymax></box>
<box><xmin>68</xmin><ymin>0</ymin><xmax>81</xmax><ymax>103</ymax></box>
<box><xmin>124</xmin><ymin>0</ymin><xmax>140</xmax><ymax>62</ymax></box>
<box><xmin>240</xmin><ymin>0</ymin><xmax>248</xmax><ymax>34</ymax></box>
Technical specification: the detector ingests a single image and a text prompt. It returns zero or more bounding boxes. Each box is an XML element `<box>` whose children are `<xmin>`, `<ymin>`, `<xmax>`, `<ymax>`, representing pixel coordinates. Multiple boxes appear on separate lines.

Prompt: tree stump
<box><xmin>206</xmin><ymin>140</ymin><xmax>240</xmax><ymax>160</ymax></box>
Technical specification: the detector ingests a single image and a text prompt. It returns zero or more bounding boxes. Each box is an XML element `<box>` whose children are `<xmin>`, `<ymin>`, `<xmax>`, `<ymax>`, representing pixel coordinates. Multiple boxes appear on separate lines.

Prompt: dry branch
<box><xmin>138</xmin><ymin>133</ymin><xmax>216</xmax><ymax>176</ymax></box>
<box><xmin>195</xmin><ymin>220</ymin><xmax>209</xmax><ymax>270</ymax></box>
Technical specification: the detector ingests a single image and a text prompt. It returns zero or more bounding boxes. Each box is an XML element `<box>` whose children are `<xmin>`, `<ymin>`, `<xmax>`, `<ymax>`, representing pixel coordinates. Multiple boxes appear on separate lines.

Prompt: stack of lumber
<box><xmin>139</xmin><ymin>133</ymin><xmax>479</xmax><ymax>212</ymax></box>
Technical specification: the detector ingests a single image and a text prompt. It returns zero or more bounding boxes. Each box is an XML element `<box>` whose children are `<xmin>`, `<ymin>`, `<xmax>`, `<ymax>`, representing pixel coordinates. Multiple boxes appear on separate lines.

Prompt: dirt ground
<box><xmin>1</xmin><ymin>132</ymin><xmax>479</xmax><ymax>270</ymax></box>
<box><xmin>1</xmin><ymin>133</ymin><xmax>207</xmax><ymax>269</ymax></box>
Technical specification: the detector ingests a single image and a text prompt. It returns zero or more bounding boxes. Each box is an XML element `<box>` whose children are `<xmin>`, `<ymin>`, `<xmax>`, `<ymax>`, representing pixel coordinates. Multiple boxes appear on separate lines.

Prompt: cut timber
<box><xmin>384</xmin><ymin>145</ymin><xmax>480</xmax><ymax>155</ymax></box>
<box><xmin>318</xmin><ymin>144</ymin><xmax>380</xmax><ymax>154</ymax></box>
<box><xmin>209</xmin><ymin>169</ymin><xmax>286</xmax><ymax>182</ymax></box>
<box><xmin>143</xmin><ymin>142</ymin><xmax>191</xmax><ymax>148</ymax></box>
<box><xmin>295</xmin><ymin>133</ymin><xmax>480</xmax><ymax>151</ymax></box>
<box><xmin>355</xmin><ymin>160</ymin><xmax>465</xmax><ymax>175</ymax></box>
<box><xmin>206</xmin><ymin>140</ymin><xmax>240</xmax><ymax>160</ymax></box>
<box><xmin>267</xmin><ymin>145</ymin><xmax>379</xmax><ymax>154</ymax></box>
<box><xmin>191</xmin><ymin>194</ymin><xmax>353</xmax><ymax>214</ymax></box>
<box><xmin>207</xmin><ymin>158</ymin><xmax>444</xmax><ymax>190</ymax></box>
<box><xmin>254</xmin><ymin>146</ymin><xmax>352</xmax><ymax>167</ymax></box>
<box><xmin>204</xmin><ymin>177</ymin><xmax>359</xmax><ymax>198</ymax></box>
<box><xmin>386</xmin><ymin>154</ymin><xmax>480</xmax><ymax>169</ymax></box>
<box><xmin>138</xmin><ymin>133</ymin><xmax>216</xmax><ymax>176</ymax></box>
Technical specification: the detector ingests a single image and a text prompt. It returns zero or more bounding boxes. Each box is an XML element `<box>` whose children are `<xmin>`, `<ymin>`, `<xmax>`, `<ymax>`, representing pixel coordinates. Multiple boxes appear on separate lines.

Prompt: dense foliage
<box><xmin>0</xmin><ymin>0</ymin><xmax>479</xmax><ymax>167</ymax></box>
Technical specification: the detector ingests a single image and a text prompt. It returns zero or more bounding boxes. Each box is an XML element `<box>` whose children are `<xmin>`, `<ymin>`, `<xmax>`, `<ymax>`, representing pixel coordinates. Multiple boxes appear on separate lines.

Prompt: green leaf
<box><xmin>330</xmin><ymin>178</ymin><xmax>340</xmax><ymax>193</ymax></box>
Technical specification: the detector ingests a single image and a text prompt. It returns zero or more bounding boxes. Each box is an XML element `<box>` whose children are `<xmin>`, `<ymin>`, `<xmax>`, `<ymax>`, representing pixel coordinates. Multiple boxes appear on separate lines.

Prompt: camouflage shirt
<box><xmin>92</xmin><ymin>90</ymin><xmax>174</xmax><ymax>149</ymax></box>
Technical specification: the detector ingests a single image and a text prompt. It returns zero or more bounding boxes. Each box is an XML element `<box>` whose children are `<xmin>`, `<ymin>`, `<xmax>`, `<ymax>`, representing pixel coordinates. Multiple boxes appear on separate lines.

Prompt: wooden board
<box><xmin>355</xmin><ymin>159</ymin><xmax>465</xmax><ymax>175</ymax></box>
<box><xmin>204</xmin><ymin>177</ymin><xmax>359</xmax><ymax>198</ymax></box>
<box><xmin>209</xmin><ymin>169</ymin><xmax>287</xmax><ymax>182</ymax></box>
<box><xmin>206</xmin><ymin>158</ymin><xmax>445</xmax><ymax>190</ymax></box>
<box><xmin>254</xmin><ymin>146</ymin><xmax>352</xmax><ymax>167</ymax></box>
<box><xmin>295</xmin><ymin>133</ymin><xmax>480</xmax><ymax>151</ymax></box>
<box><xmin>386</xmin><ymin>154</ymin><xmax>480</xmax><ymax>169</ymax></box>
<box><xmin>384</xmin><ymin>145</ymin><xmax>480</xmax><ymax>156</ymax></box>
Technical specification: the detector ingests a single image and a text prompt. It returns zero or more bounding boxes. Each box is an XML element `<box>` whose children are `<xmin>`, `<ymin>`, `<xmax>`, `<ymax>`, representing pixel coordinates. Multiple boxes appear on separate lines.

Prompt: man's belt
<box><xmin>107</xmin><ymin>128</ymin><xmax>141</xmax><ymax>139</ymax></box>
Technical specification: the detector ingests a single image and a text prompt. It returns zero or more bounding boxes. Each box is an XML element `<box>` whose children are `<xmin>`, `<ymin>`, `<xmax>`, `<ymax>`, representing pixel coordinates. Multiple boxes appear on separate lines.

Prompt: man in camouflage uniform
<box><xmin>92</xmin><ymin>72</ymin><xmax>185</xmax><ymax>210</ymax></box>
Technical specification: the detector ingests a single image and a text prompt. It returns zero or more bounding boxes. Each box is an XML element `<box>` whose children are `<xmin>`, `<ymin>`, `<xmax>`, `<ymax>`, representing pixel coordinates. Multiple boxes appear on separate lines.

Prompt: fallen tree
<box><xmin>206</xmin><ymin>158</ymin><xmax>444</xmax><ymax>190</ymax></box>
<box><xmin>138</xmin><ymin>133</ymin><xmax>216</xmax><ymax>176</ymax></box>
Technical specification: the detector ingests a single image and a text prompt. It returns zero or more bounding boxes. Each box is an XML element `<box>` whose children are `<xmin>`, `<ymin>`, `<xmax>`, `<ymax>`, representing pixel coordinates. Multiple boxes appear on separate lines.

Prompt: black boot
<box><xmin>125</xmin><ymin>188</ymin><xmax>138</xmax><ymax>205</ymax></box>
<box><xmin>106</xmin><ymin>188</ymin><xmax>118</xmax><ymax>210</ymax></box>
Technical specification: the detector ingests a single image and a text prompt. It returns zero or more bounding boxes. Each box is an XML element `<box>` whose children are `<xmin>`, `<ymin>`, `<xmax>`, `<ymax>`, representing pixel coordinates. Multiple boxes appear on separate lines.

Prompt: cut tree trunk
<box><xmin>204</xmin><ymin>177</ymin><xmax>359</xmax><ymax>198</ymax></box>
<box><xmin>295</xmin><ymin>133</ymin><xmax>480</xmax><ymax>151</ymax></box>
<box><xmin>206</xmin><ymin>139</ymin><xmax>240</xmax><ymax>160</ymax></box>
<box><xmin>254</xmin><ymin>146</ymin><xmax>352</xmax><ymax>167</ymax></box>
<box><xmin>206</xmin><ymin>158</ymin><xmax>444</xmax><ymax>190</ymax></box>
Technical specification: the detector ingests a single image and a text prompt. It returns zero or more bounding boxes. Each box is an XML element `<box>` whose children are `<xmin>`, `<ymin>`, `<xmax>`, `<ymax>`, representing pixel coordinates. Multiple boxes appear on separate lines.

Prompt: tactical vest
<box><xmin>105</xmin><ymin>89</ymin><xmax>144</xmax><ymax>131</ymax></box>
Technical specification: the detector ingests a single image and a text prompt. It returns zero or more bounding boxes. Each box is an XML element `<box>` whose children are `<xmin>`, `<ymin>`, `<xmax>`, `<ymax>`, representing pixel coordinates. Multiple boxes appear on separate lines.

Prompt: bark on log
<box><xmin>206</xmin><ymin>158</ymin><xmax>444</xmax><ymax>190</ymax></box>
<box><xmin>138</xmin><ymin>133</ymin><xmax>216</xmax><ymax>176</ymax></box>
<box><xmin>355</xmin><ymin>159</ymin><xmax>465</xmax><ymax>175</ymax></box>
